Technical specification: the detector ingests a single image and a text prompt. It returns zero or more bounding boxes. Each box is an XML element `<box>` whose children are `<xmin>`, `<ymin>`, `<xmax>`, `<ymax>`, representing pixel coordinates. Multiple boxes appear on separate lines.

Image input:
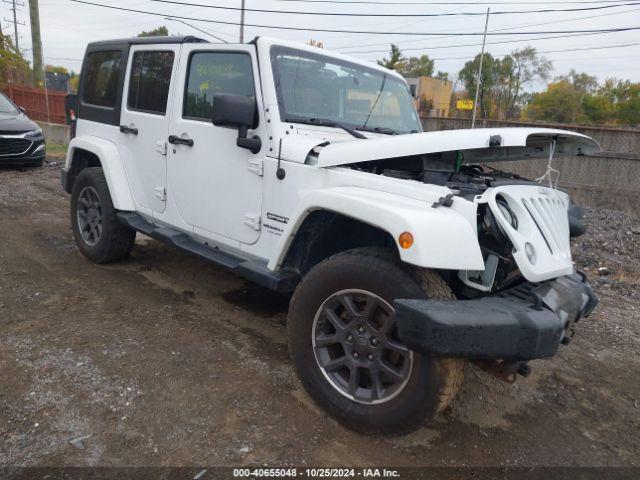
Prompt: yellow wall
<box><xmin>410</xmin><ymin>77</ymin><xmax>452</xmax><ymax>117</ymax></box>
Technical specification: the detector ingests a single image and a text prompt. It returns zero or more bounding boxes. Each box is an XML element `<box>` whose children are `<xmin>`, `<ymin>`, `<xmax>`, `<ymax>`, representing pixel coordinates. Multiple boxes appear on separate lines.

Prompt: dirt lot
<box><xmin>1</xmin><ymin>163</ymin><xmax>639</xmax><ymax>468</ymax></box>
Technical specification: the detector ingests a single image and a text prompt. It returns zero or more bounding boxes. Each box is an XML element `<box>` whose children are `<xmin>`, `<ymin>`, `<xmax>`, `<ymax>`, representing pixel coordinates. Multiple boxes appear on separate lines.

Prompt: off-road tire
<box><xmin>287</xmin><ymin>248</ymin><xmax>464</xmax><ymax>435</ymax></box>
<box><xmin>70</xmin><ymin>167</ymin><xmax>136</xmax><ymax>263</ymax></box>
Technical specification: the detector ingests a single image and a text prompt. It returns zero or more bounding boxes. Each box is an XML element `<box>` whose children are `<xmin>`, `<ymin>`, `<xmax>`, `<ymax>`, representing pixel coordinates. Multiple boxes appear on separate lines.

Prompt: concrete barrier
<box><xmin>36</xmin><ymin>120</ymin><xmax>70</xmax><ymax>145</ymax></box>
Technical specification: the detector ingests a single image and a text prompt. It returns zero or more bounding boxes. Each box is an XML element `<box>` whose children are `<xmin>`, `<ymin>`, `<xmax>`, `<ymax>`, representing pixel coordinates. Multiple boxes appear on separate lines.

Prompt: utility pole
<box><xmin>239</xmin><ymin>0</ymin><xmax>245</xmax><ymax>43</ymax></box>
<box><xmin>471</xmin><ymin>8</ymin><xmax>490</xmax><ymax>129</ymax></box>
<box><xmin>3</xmin><ymin>0</ymin><xmax>25</xmax><ymax>50</ymax></box>
<box><xmin>28</xmin><ymin>0</ymin><xmax>44</xmax><ymax>86</ymax></box>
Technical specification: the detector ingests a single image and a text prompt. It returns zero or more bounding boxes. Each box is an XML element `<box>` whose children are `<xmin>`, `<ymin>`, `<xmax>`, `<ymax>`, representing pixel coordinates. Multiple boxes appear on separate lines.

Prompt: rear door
<box><xmin>119</xmin><ymin>44</ymin><xmax>180</xmax><ymax>215</ymax></box>
<box><xmin>167</xmin><ymin>45</ymin><xmax>265</xmax><ymax>245</ymax></box>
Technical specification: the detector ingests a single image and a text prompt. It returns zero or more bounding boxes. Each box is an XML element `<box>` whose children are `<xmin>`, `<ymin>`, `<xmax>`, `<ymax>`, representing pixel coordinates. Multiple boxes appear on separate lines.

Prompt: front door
<box><xmin>119</xmin><ymin>44</ymin><xmax>180</xmax><ymax>215</ymax></box>
<box><xmin>167</xmin><ymin>45</ymin><xmax>264</xmax><ymax>245</ymax></box>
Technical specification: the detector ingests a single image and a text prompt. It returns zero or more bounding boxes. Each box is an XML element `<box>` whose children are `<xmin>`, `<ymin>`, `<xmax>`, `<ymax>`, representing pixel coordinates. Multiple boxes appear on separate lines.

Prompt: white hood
<box><xmin>314</xmin><ymin>128</ymin><xmax>601</xmax><ymax>168</ymax></box>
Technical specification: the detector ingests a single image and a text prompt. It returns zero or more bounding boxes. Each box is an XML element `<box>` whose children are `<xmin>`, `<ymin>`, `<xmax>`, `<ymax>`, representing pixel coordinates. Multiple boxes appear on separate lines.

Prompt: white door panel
<box><xmin>167</xmin><ymin>45</ymin><xmax>264</xmax><ymax>245</ymax></box>
<box><xmin>119</xmin><ymin>44</ymin><xmax>180</xmax><ymax>214</ymax></box>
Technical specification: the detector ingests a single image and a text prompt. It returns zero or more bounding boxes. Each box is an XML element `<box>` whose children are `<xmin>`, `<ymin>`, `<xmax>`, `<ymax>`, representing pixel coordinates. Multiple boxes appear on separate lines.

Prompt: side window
<box><xmin>127</xmin><ymin>50</ymin><xmax>175</xmax><ymax>115</ymax></box>
<box><xmin>82</xmin><ymin>50</ymin><xmax>123</xmax><ymax>108</ymax></box>
<box><xmin>183</xmin><ymin>52</ymin><xmax>255</xmax><ymax>120</ymax></box>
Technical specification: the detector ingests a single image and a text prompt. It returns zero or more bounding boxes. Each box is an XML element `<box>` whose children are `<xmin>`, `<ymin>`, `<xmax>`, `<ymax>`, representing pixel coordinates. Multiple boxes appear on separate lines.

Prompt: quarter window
<box><xmin>183</xmin><ymin>52</ymin><xmax>255</xmax><ymax>120</ymax></box>
<box><xmin>82</xmin><ymin>50</ymin><xmax>123</xmax><ymax>108</ymax></box>
<box><xmin>127</xmin><ymin>51</ymin><xmax>175</xmax><ymax>115</ymax></box>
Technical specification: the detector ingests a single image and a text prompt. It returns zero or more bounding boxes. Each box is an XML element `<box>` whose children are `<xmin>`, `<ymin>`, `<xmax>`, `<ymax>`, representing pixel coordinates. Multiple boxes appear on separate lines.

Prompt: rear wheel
<box><xmin>288</xmin><ymin>248</ymin><xmax>463</xmax><ymax>435</ymax></box>
<box><xmin>70</xmin><ymin>167</ymin><xmax>136</xmax><ymax>263</ymax></box>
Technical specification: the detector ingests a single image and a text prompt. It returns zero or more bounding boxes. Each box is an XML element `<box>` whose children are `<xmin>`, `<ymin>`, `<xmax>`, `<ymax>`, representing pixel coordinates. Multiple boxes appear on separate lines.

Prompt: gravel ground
<box><xmin>0</xmin><ymin>164</ymin><xmax>639</xmax><ymax>468</ymax></box>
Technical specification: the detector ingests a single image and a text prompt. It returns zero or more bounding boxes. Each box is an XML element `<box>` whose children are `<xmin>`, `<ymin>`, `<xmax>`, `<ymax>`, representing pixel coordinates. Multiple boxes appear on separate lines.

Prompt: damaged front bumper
<box><xmin>394</xmin><ymin>273</ymin><xmax>597</xmax><ymax>361</ymax></box>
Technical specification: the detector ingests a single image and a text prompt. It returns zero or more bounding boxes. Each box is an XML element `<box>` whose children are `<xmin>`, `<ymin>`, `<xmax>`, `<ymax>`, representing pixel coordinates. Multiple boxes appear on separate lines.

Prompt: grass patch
<box><xmin>46</xmin><ymin>142</ymin><xmax>68</xmax><ymax>160</ymax></box>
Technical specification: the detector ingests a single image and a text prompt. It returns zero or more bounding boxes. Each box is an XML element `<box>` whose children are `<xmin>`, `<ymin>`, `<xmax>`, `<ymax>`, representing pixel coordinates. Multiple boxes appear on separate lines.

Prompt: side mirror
<box><xmin>19</xmin><ymin>106</ymin><xmax>27</xmax><ymax>115</ymax></box>
<box><xmin>212</xmin><ymin>94</ymin><xmax>261</xmax><ymax>154</ymax></box>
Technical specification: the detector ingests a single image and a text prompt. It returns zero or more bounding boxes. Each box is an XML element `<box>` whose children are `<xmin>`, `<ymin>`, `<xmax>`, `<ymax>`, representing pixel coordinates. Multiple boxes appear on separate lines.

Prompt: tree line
<box><xmin>378</xmin><ymin>44</ymin><xmax>640</xmax><ymax>127</ymax></box>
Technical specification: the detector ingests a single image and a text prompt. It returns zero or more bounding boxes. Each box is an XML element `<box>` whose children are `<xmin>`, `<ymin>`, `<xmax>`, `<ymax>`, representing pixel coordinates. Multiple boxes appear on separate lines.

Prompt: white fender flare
<box><xmin>65</xmin><ymin>136</ymin><xmax>135</xmax><ymax>211</ymax></box>
<box><xmin>268</xmin><ymin>186</ymin><xmax>485</xmax><ymax>271</ymax></box>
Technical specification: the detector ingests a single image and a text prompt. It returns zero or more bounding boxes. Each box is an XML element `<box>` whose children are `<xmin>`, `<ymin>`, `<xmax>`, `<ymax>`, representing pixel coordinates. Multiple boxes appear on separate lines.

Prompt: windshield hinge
<box><xmin>248</xmin><ymin>158</ymin><xmax>263</xmax><ymax>176</ymax></box>
<box><xmin>244</xmin><ymin>213</ymin><xmax>261</xmax><ymax>231</ymax></box>
<box><xmin>432</xmin><ymin>193</ymin><xmax>454</xmax><ymax>208</ymax></box>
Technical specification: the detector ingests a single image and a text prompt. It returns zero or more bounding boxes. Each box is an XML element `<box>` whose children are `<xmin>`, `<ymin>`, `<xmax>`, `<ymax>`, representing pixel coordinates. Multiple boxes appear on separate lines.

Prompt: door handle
<box><xmin>168</xmin><ymin>135</ymin><xmax>194</xmax><ymax>147</ymax></box>
<box><xmin>119</xmin><ymin>125</ymin><xmax>138</xmax><ymax>135</ymax></box>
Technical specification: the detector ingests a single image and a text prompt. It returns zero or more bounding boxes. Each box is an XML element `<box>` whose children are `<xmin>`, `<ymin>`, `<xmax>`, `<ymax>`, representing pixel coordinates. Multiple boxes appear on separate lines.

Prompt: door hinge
<box><xmin>244</xmin><ymin>213</ymin><xmax>261</xmax><ymax>231</ymax></box>
<box><xmin>155</xmin><ymin>140</ymin><xmax>167</xmax><ymax>156</ymax></box>
<box><xmin>154</xmin><ymin>187</ymin><xmax>167</xmax><ymax>202</ymax></box>
<box><xmin>247</xmin><ymin>158</ymin><xmax>263</xmax><ymax>176</ymax></box>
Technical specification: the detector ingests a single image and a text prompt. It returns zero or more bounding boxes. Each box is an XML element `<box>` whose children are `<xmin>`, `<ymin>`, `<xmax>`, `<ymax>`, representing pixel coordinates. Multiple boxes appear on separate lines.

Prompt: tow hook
<box><xmin>474</xmin><ymin>360</ymin><xmax>532</xmax><ymax>384</ymax></box>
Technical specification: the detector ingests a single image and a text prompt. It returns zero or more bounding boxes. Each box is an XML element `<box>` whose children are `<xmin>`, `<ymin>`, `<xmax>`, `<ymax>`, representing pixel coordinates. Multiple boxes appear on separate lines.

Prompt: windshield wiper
<box><xmin>285</xmin><ymin>116</ymin><xmax>367</xmax><ymax>139</ymax></box>
<box><xmin>357</xmin><ymin>126</ymin><xmax>400</xmax><ymax>136</ymax></box>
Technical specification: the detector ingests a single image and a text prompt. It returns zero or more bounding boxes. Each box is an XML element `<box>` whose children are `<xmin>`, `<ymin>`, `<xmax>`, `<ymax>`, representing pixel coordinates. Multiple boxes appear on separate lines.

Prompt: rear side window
<box><xmin>127</xmin><ymin>51</ymin><xmax>175</xmax><ymax>115</ymax></box>
<box><xmin>183</xmin><ymin>52</ymin><xmax>255</xmax><ymax>120</ymax></box>
<box><xmin>82</xmin><ymin>50</ymin><xmax>123</xmax><ymax>108</ymax></box>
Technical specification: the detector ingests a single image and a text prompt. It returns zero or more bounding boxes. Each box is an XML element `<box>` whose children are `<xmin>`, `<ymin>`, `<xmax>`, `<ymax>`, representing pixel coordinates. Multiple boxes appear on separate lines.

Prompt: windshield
<box><xmin>0</xmin><ymin>93</ymin><xmax>18</xmax><ymax>114</ymax></box>
<box><xmin>270</xmin><ymin>46</ymin><xmax>421</xmax><ymax>135</ymax></box>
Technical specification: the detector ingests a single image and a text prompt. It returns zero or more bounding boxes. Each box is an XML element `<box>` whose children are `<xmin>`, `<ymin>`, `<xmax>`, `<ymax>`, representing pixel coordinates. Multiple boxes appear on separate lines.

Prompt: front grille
<box><xmin>521</xmin><ymin>196</ymin><xmax>570</xmax><ymax>256</ymax></box>
<box><xmin>0</xmin><ymin>138</ymin><xmax>32</xmax><ymax>156</ymax></box>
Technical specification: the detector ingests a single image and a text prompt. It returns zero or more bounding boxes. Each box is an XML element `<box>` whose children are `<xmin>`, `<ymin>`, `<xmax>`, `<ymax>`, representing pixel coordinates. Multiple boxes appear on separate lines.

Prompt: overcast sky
<box><xmin>3</xmin><ymin>0</ymin><xmax>640</xmax><ymax>90</ymax></box>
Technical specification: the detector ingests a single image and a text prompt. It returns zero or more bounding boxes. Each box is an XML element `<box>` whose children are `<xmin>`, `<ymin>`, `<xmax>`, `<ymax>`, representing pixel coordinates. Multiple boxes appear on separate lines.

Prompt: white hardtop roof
<box><xmin>254</xmin><ymin>36</ymin><xmax>406</xmax><ymax>83</ymax></box>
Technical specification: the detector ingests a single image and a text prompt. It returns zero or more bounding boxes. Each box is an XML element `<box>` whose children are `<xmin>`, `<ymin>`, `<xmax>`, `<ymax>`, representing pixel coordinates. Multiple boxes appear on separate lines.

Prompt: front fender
<box><xmin>65</xmin><ymin>136</ymin><xmax>135</xmax><ymax>211</ymax></box>
<box><xmin>268</xmin><ymin>186</ymin><xmax>484</xmax><ymax>271</ymax></box>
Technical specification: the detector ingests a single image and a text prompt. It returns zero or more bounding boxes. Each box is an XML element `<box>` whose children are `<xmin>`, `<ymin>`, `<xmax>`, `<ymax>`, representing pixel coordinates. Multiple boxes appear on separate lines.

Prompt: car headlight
<box><xmin>25</xmin><ymin>128</ymin><xmax>44</xmax><ymax>140</ymax></box>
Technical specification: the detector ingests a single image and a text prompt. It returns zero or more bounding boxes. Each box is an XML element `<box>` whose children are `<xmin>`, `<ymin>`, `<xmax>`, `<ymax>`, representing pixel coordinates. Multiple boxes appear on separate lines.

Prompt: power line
<box><xmin>142</xmin><ymin>0</ymin><xmax>640</xmax><ymax>17</ymax></box>
<box><xmin>45</xmin><ymin>56</ymin><xmax>83</xmax><ymax>61</ymax></box>
<box><xmin>163</xmin><ymin>16</ymin><xmax>229</xmax><ymax>43</ymax></box>
<box><xmin>272</xmin><ymin>0</ymin><xmax>636</xmax><ymax>3</ymax></box>
<box><xmin>338</xmin><ymin>4</ymin><xmax>640</xmax><ymax>51</ymax></box>
<box><xmin>267</xmin><ymin>0</ymin><xmax>635</xmax><ymax>4</ymax></box>
<box><xmin>69</xmin><ymin>0</ymin><xmax>640</xmax><ymax>37</ymax></box>
<box><xmin>431</xmin><ymin>40</ymin><xmax>640</xmax><ymax>61</ymax></box>
<box><xmin>342</xmin><ymin>18</ymin><xmax>640</xmax><ymax>53</ymax></box>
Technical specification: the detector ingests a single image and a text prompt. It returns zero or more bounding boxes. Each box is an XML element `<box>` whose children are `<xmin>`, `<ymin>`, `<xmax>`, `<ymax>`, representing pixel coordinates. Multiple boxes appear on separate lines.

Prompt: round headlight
<box><xmin>525</xmin><ymin>242</ymin><xmax>537</xmax><ymax>265</ymax></box>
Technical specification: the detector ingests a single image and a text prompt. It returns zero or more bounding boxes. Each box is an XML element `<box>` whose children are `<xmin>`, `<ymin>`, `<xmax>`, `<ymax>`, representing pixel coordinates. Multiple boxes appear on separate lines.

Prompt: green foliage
<box><xmin>458</xmin><ymin>52</ymin><xmax>499</xmax><ymax>118</ymax></box>
<box><xmin>524</xmin><ymin>79</ymin><xmax>585</xmax><ymax>124</ymax></box>
<box><xmin>377</xmin><ymin>45</ymin><xmax>435</xmax><ymax>78</ymax></box>
<box><xmin>45</xmin><ymin>64</ymin><xmax>69</xmax><ymax>75</ymax></box>
<box><xmin>398</xmin><ymin>55</ymin><xmax>434</xmax><ymax>78</ymax></box>
<box><xmin>69</xmin><ymin>72</ymin><xmax>79</xmax><ymax>93</ymax></box>
<box><xmin>458</xmin><ymin>47</ymin><xmax>551</xmax><ymax>120</ymax></box>
<box><xmin>138</xmin><ymin>26</ymin><xmax>169</xmax><ymax>37</ymax></box>
<box><xmin>373</xmin><ymin>42</ymin><xmax>638</xmax><ymax>126</ymax></box>
<box><xmin>0</xmin><ymin>33</ymin><xmax>32</xmax><ymax>86</ymax></box>
<box><xmin>524</xmin><ymin>70</ymin><xmax>640</xmax><ymax>126</ymax></box>
<box><xmin>377</xmin><ymin>44</ymin><xmax>404</xmax><ymax>71</ymax></box>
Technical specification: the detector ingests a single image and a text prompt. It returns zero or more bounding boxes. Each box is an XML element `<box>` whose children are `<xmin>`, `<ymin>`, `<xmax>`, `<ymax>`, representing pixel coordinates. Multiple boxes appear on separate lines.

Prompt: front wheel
<box><xmin>70</xmin><ymin>167</ymin><xmax>136</xmax><ymax>264</ymax></box>
<box><xmin>287</xmin><ymin>248</ymin><xmax>463</xmax><ymax>435</ymax></box>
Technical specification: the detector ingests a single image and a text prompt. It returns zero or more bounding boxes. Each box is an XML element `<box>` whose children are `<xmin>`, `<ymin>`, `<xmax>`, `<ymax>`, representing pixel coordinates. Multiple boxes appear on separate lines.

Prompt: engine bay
<box><xmin>350</xmin><ymin>151</ymin><xmax>537</xmax><ymax>200</ymax></box>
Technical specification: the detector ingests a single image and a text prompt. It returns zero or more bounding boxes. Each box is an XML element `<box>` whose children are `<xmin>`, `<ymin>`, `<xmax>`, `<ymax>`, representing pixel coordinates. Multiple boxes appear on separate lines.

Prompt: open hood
<box><xmin>316</xmin><ymin>127</ymin><xmax>601</xmax><ymax>168</ymax></box>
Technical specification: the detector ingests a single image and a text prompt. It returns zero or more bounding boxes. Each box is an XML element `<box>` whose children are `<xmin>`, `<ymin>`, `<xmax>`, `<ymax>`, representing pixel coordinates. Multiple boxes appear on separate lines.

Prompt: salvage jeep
<box><xmin>61</xmin><ymin>36</ymin><xmax>599</xmax><ymax>434</ymax></box>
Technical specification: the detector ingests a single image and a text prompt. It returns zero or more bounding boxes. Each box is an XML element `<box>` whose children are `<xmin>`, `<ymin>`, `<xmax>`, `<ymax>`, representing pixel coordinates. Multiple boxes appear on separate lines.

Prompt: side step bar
<box><xmin>117</xmin><ymin>212</ymin><xmax>300</xmax><ymax>292</ymax></box>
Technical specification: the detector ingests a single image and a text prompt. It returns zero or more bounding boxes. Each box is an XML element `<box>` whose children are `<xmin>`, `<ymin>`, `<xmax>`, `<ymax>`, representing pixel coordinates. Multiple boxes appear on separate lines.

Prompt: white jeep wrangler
<box><xmin>62</xmin><ymin>35</ymin><xmax>599</xmax><ymax>434</ymax></box>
